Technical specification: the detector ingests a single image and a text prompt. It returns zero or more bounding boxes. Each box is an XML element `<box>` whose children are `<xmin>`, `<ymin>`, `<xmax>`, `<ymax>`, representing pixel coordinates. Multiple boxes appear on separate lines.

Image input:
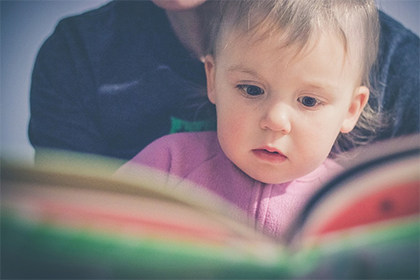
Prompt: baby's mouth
<box><xmin>252</xmin><ymin>148</ymin><xmax>287</xmax><ymax>163</ymax></box>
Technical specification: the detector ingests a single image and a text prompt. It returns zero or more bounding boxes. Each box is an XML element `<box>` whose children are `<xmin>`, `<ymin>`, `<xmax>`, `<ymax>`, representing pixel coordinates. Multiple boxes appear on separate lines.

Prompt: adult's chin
<box><xmin>151</xmin><ymin>0</ymin><xmax>207</xmax><ymax>11</ymax></box>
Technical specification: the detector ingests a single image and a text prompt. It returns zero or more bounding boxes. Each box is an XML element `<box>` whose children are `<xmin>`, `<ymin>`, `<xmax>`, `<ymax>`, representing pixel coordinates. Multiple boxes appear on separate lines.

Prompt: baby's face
<box><xmin>205</xmin><ymin>29</ymin><xmax>368</xmax><ymax>184</ymax></box>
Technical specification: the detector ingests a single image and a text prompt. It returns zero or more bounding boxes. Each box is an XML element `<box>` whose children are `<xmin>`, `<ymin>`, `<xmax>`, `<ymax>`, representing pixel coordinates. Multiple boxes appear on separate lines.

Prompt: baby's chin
<box><xmin>244</xmin><ymin>164</ymin><xmax>322</xmax><ymax>185</ymax></box>
<box><xmin>244</xmin><ymin>169</ymin><xmax>297</xmax><ymax>185</ymax></box>
<box><xmin>253</xmin><ymin>176</ymin><xmax>294</xmax><ymax>185</ymax></box>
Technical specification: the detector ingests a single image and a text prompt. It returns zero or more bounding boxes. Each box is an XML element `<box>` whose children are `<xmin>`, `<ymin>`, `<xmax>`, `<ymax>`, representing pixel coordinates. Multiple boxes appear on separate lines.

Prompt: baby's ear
<box><xmin>204</xmin><ymin>55</ymin><xmax>216</xmax><ymax>104</ymax></box>
<box><xmin>340</xmin><ymin>86</ymin><xmax>370</xmax><ymax>133</ymax></box>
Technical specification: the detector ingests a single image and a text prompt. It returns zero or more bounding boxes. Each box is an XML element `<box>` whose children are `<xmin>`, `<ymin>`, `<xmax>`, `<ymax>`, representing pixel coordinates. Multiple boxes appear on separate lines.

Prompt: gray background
<box><xmin>1</xmin><ymin>0</ymin><xmax>419</xmax><ymax>163</ymax></box>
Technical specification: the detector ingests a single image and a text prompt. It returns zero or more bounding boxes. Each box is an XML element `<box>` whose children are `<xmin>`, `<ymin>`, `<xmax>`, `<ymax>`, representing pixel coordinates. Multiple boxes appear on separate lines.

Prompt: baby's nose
<box><xmin>259</xmin><ymin>103</ymin><xmax>292</xmax><ymax>134</ymax></box>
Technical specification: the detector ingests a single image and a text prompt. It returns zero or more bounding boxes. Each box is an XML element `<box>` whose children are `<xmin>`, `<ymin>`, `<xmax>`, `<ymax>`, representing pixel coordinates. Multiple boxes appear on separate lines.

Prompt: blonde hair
<box><xmin>206</xmin><ymin>0</ymin><xmax>382</xmax><ymax>155</ymax></box>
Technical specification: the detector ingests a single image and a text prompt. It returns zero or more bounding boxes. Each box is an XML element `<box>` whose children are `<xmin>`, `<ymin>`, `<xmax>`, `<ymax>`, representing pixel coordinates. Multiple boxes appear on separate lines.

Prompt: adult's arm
<box><xmin>28</xmin><ymin>18</ymin><xmax>108</xmax><ymax>160</ymax></box>
<box><xmin>372</xmin><ymin>11</ymin><xmax>420</xmax><ymax>140</ymax></box>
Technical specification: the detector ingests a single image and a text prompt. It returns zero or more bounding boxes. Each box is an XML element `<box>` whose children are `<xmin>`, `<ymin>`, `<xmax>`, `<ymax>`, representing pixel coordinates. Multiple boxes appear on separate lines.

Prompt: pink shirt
<box><xmin>118</xmin><ymin>131</ymin><xmax>342</xmax><ymax>238</ymax></box>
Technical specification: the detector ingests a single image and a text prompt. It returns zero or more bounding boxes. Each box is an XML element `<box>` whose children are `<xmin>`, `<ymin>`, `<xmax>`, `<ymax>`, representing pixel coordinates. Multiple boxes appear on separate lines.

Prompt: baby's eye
<box><xmin>236</xmin><ymin>84</ymin><xmax>265</xmax><ymax>97</ymax></box>
<box><xmin>298</xmin><ymin>96</ymin><xmax>320</xmax><ymax>108</ymax></box>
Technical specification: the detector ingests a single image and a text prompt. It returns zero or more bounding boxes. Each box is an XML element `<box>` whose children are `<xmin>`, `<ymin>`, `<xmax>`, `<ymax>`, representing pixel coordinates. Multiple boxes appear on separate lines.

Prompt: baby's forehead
<box><xmin>217</xmin><ymin>25</ymin><xmax>364</xmax><ymax>85</ymax></box>
<box><xmin>219</xmin><ymin>23</ymin><xmax>347</xmax><ymax>59</ymax></box>
<box><xmin>210</xmin><ymin>1</ymin><xmax>377</xmax><ymax>86</ymax></box>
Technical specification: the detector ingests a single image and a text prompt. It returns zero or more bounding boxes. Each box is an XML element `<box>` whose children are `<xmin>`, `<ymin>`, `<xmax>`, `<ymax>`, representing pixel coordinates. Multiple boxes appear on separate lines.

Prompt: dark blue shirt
<box><xmin>373</xmin><ymin>12</ymin><xmax>420</xmax><ymax>139</ymax></box>
<box><xmin>28</xmin><ymin>1</ymin><xmax>420</xmax><ymax>161</ymax></box>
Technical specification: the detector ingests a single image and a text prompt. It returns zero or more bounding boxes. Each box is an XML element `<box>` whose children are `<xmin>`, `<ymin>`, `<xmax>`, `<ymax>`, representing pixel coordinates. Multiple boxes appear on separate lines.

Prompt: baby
<box><xmin>118</xmin><ymin>0</ymin><xmax>380</xmax><ymax>238</ymax></box>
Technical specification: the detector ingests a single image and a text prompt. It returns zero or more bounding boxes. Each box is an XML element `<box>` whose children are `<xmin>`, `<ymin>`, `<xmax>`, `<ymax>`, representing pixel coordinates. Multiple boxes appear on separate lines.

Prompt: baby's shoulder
<box><xmin>145</xmin><ymin>131</ymin><xmax>221</xmax><ymax>177</ymax></box>
<box><xmin>120</xmin><ymin>132</ymin><xmax>220</xmax><ymax>177</ymax></box>
<box><xmin>152</xmin><ymin>131</ymin><xmax>218</xmax><ymax>150</ymax></box>
<box><xmin>143</xmin><ymin>131</ymin><xmax>220</xmax><ymax>162</ymax></box>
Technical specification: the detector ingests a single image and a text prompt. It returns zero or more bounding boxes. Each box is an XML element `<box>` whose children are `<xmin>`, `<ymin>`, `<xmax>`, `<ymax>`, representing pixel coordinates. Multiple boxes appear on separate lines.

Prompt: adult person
<box><xmin>29</xmin><ymin>0</ymin><xmax>216</xmax><ymax>161</ymax></box>
<box><xmin>28</xmin><ymin>0</ymin><xmax>419</xmax><ymax>162</ymax></box>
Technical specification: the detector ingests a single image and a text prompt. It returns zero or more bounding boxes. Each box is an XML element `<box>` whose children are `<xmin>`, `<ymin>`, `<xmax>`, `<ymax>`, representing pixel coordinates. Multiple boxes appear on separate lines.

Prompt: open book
<box><xmin>1</xmin><ymin>135</ymin><xmax>419</xmax><ymax>279</ymax></box>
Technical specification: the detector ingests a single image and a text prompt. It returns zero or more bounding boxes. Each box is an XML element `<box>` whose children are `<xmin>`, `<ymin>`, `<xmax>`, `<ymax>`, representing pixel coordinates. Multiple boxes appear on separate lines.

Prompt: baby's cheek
<box><xmin>296</xmin><ymin>134</ymin><xmax>333</xmax><ymax>168</ymax></box>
